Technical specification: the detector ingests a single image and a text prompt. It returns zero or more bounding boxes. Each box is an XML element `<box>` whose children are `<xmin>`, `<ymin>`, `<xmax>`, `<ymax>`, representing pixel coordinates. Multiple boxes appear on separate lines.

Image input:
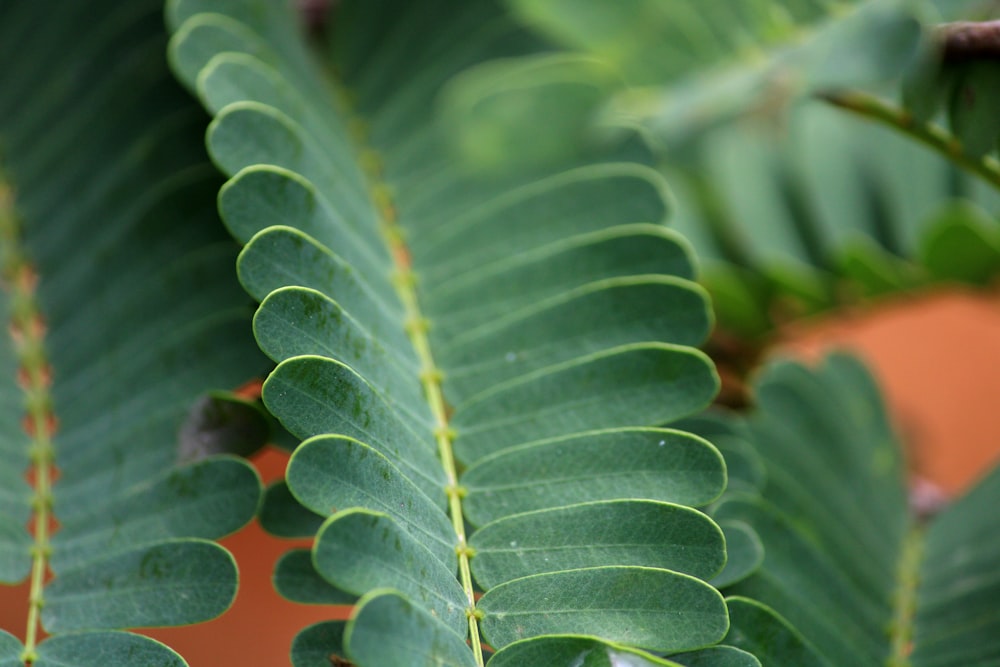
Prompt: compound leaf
<box><xmin>168</xmin><ymin>0</ymin><xmax>726</xmax><ymax>664</ymax></box>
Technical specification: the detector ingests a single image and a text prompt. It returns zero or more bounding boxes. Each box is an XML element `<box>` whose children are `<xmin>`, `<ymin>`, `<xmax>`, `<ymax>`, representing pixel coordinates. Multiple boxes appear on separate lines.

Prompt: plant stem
<box><xmin>819</xmin><ymin>90</ymin><xmax>1000</xmax><ymax>192</ymax></box>
<box><xmin>887</xmin><ymin>523</ymin><xmax>925</xmax><ymax>667</ymax></box>
<box><xmin>22</xmin><ymin>385</ymin><xmax>53</xmax><ymax>665</ymax></box>
<box><xmin>340</xmin><ymin>103</ymin><xmax>486</xmax><ymax>666</ymax></box>
<box><xmin>397</xmin><ymin>270</ymin><xmax>486</xmax><ymax>667</ymax></box>
<box><xmin>1</xmin><ymin>175</ymin><xmax>56</xmax><ymax>665</ymax></box>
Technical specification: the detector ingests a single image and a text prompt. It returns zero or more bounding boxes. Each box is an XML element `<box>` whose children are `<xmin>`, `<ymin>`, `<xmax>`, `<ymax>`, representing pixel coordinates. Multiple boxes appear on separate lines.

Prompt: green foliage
<box><xmin>167</xmin><ymin>0</ymin><xmax>728</xmax><ymax>663</ymax></box>
<box><xmin>510</xmin><ymin>0</ymin><xmax>921</xmax><ymax>84</ymax></box>
<box><xmin>2</xmin><ymin>0</ymin><xmax>1000</xmax><ymax>665</ymax></box>
<box><xmin>504</xmin><ymin>0</ymin><xmax>924</xmax><ymax>136</ymax></box>
<box><xmin>453</xmin><ymin>0</ymin><xmax>1000</xmax><ymax>336</ymax></box>
<box><xmin>0</xmin><ymin>0</ymin><xmax>265</xmax><ymax>662</ymax></box>
<box><xmin>449</xmin><ymin>0</ymin><xmax>935</xmax><ymax>168</ymax></box>
<box><xmin>670</xmin><ymin>98</ymin><xmax>1000</xmax><ymax>336</ymax></box>
<box><xmin>722</xmin><ymin>597</ymin><xmax>828</xmax><ymax>667</ymax></box>
<box><xmin>694</xmin><ymin>355</ymin><xmax>1000</xmax><ymax>665</ymax></box>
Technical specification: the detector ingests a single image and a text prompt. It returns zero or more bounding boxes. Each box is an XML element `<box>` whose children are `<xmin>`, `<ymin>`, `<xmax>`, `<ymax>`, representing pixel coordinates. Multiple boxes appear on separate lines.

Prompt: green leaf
<box><xmin>835</xmin><ymin>240</ymin><xmax>922</xmax><ymax>298</ymax></box>
<box><xmin>710</xmin><ymin>438</ymin><xmax>766</xmax><ymax>497</ymax></box>
<box><xmin>409</xmin><ymin>164</ymin><xmax>673</xmax><ymax>280</ymax></box>
<box><xmin>313</xmin><ymin>509</ymin><xmax>467</xmax><ymax>634</ymax></box>
<box><xmin>723</xmin><ymin>597</ymin><xmax>829</xmax><ymax>667</ymax></box>
<box><xmin>170</xmin><ymin>18</ymin><xmax>293</xmax><ymax>106</ymax></box>
<box><xmin>712</xmin><ymin>355</ymin><xmax>1000</xmax><ymax>665</ymax></box>
<box><xmin>710</xmin><ymin>521</ymin><xmax>763</xmax><ymax>589</ymax></box>
<box><xmin>669</xmin><ymin>417</ymin><xmax>768</xmax><ymax>496</ymax></box>
<box><xmin>258</xmin><ymin>480</ymin><xmax>324</xmax><ymax>538</ymax></box>
<box><xmin>226</xmin><ymin>199</ymin><xmax>373</xmax><ymax>311</ymax></box>
<box><xmin>667</xmin><ymin>645</ymin><xmax>762</xmax><ymax>667</ymax></box>
<box><xmin>478</xmin><ymin>566</ymin><xmax>728</xmax><ymax>652</ymax></box>
<box><xmin>695</xmin><ymin>270</ymin><xmax>774</xmax><ymax>339</ymax></box>
<box><xmin>219</xmin><ymin>165</ymin><xmax>392</xmax><ymax>292</ymax></box>
<box><xmin>287</xmin><ymin>435</ymin><xmax>455</xmax><ymax>566</ymax></box>
<box><xmin>920</xmin><ymin>202</ymin><xmax>1000</xmax><ymax>285</ymax></box>
<box><xmin>437</xmin><ymin>277</ymin><xmax>712</xmax><ymax>399</ymax></box>
<box><xmin>451</xmin><ymin>344</ymin><xmax>718</xmax><ymax>463</ymax></box>
<box><xmin>0</xmin><ymin>289</ymin><xmax>30</xmax><ymax>584</ymax></box>
<box><xmin>488</xmin><ymin>636</ymin><xmax>686</xmax><ymax>666</ymax></box>
<box><xmin>42</xmin><ymin>539</ymin><xmax>238</xmax><ymax>632</ymax></box>
<box><xmin>262</xmin><ymin>355</ymin><xmax>445</xmax><ymax>501</ymax></box>
<box><xmin>239</xmin><ymin>225</ymin><xmax>402</xmax><ymax>346</ymax></box>
<box><xmin>35</xmin><ymin>632</ymin><xmax>186</xmax><ymax>667</ymax></box>
<box><xmin>274</xmin><ymin>550</ymin><xmax>357</xmax><ymax>606</ymax></box>
<box><xmin>345</xmin><ymin>591</ymin><xmax>478</xmax><ymax>667</ymax></box>
<box><xmin>462</xmin><ymin>428</ymin><xmax>726</xmax><ymax>526</ymax></box>
<box><xmin>913</xmin><ymin>464</ymin><xmax>1000</xmax><ymax>665</ymax></box>
<box><xmin>470</xmin><ymin>500</ymin><xmax>725</xmax><ymax>589</ymax></box>
<box><xmin>0</xmin><ymin>514</ymin><xmax>32</xmax><ymax>585</ymax></box>
<box><xmin>716</xmin><ymin>496</ymin><xmax>885</xmax><ymax>663</ymax></box>
<box><xmin>291</xmin><ymin>621</ymin><xmax>348</xmax><ymax>667</ymax></box>
<box><xmin>255</xmin><ymin>287</ymin><xmax>426</xmax><ymax>413</ymax></box>
<box><xmin>901</xmin><ymin>43</ymin><xmax>951</xmax><ymax>124</ymax></box>
<box><xmin>440</xmin><ymin>53</ymin><xmax>617</xmax><ymax>172</ymax></box>
<box><xmin>50</xmin><ymin>457</ymin><xmax>259</xmax><ymax>571</ymax></box>
<box><xmin>0</xmin><ymin>631</ymin><xmax>22</xmax><ymax>667</ymax></box>
<box><xmin>948</xmin><ymin>60</ymin><xmax>1000</xmax><ymax>158</ymax></box>
<box><xmin>420</xmin><ymin>222</ymin><xmax>698</xmax><ymax>315</ymax></box>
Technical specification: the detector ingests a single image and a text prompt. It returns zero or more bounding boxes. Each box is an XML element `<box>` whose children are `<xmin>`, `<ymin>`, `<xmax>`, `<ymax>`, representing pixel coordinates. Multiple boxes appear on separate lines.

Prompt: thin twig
<box><xmin>819</xmin><ymin>89</ymin><xmax>1000</xmax><ymax>192</ymax></box>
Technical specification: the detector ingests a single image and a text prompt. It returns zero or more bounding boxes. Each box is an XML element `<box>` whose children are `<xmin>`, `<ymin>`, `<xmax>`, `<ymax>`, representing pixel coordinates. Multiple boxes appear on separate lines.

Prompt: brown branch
<box><xmin>937</xmin><ymin>20</ymin><xmax>1000</xmax><ymax>63</ymax></box>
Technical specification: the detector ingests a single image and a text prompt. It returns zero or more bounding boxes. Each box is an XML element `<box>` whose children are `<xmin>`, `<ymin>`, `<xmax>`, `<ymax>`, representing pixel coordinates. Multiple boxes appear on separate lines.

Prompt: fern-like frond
<box><xmin>0</xmin><ymin>0</ymin><xmax>266</xmax><ymax>662</ymax></box>
<box><xmin>167</xmin><ymin>0</ymin><xmax>733</xmax><ymax>664</ymax></box>
<box><xmin>693</xmin><ymin>353</ymin><xmax>1000</xmax><ymax>665</ymax></box>
<box><xmin>669</xmin><ymin>97</ymin><xmax>1000</xmax><ymax>337</ymax></box>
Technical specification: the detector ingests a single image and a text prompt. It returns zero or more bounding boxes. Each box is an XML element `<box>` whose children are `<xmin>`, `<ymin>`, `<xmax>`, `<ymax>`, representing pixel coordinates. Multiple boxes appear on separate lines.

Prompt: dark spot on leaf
<box><xmin>178</xmin><ymin>392</ymin><xmax>271</xmax><ymax>462</ymax></box>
